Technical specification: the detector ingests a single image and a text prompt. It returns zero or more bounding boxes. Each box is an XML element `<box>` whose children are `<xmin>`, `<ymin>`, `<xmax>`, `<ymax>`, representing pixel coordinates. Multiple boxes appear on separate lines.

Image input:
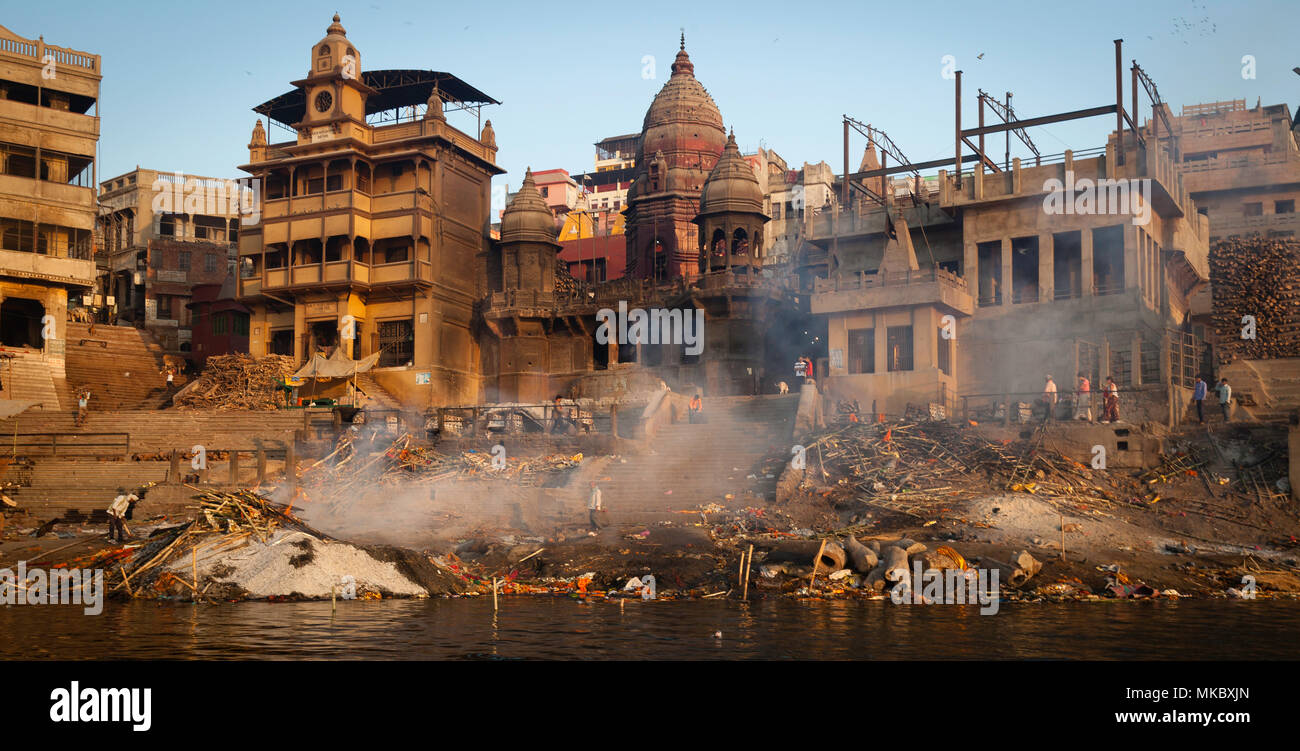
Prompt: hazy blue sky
<box><xmin>8</xmin><ymin>0</ymin><xmax>1297</xmax><ymax>211</ymax></box>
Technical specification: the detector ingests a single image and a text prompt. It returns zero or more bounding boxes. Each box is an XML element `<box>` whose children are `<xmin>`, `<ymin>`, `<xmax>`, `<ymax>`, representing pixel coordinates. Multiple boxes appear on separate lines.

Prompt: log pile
<box><xmin>301</xmin><ymin>432</ymin><xmax>584</xmax><ymax>509</ymax></box>
<box><xmin>173</xmin><ymin>354</ymin><xmax>297</xmax><ymax>411</ymax></box>
<box><xmin>1210</xmin><ymin>237</ymin><xmax>1300</xmax><ymax>364</ymax></box>
<box><xmin>789</xmin><ymin>421</ymin><xmax>1141</xmax><ymax>517</ymax></box>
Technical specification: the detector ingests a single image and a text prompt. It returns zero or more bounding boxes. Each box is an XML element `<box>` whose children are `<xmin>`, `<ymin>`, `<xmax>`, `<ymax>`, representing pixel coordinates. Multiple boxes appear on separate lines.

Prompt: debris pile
<box><xmin>100</xmin><ymin>489</ymin><xmax>464</xmax><ymax>601</ymax></box>
<box><xmin>790</xmin><ymin>421</ymin><xmax>1139</xmax><ymax>518</ymax></box>
<box><xmin>172</xmin><ymin>354</ymin><xmax>297</xmax><ymax>411</ymax></box>
<box><xmin>304</xmin><ymin>432</ymin><xmax>583</xmax><ymax>496</ymax></box>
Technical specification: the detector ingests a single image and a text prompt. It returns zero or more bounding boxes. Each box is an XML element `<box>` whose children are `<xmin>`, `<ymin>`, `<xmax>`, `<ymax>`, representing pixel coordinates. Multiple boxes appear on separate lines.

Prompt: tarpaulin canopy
<box><xmin>293</xmin><ymin>348</ymin><xmax>381</xmax><ymax>379</ymax></box>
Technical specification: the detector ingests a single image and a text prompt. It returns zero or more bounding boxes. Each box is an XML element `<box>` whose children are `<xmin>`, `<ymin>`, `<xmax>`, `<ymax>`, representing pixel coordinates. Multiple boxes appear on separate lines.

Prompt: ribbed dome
<box><xmin>699</xmin><ymin>131</ymin><xmax>764</xmax><ymax>216</ymax></box>
<box><xmin>628</xmin><ymin>39</ymin><xmax>726</xmax><ymax>202</ymax></box>
<box><xmin>500</xmin><ymin>169</ymin><xmax>559</xmax><ymax>245</ymax></box>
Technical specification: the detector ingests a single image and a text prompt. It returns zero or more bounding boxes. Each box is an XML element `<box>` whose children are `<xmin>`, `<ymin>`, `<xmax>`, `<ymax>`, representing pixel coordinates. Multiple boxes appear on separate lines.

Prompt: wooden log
<box><xmin>843</xmin><ymin>534</ymin><xmax>879</xmax><ymax>573</ymax></box>
<box><xmin>881</xmin><ymin>544</ymin><xmax>909</xmax><ymax>581</ymax></box>
<box><xmin>813</xmin><ymin>541</ymin><xmax>846</xmax><ymax>575</ymax></box>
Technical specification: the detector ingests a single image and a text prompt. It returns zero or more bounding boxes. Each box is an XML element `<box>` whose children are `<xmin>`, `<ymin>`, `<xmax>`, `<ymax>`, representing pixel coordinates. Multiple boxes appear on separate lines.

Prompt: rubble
<box><xmin>89</xmin><ymin>489</ymin><xmax>466</xmax><ymax>601</ymax></box>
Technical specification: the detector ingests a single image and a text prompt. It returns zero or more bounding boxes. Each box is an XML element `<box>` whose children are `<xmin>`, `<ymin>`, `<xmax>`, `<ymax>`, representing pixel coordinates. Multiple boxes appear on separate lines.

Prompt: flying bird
<box><xmin>976</xmin><ymin>52</ymin><xmax>985</xmax><ymax>60</ymax></box>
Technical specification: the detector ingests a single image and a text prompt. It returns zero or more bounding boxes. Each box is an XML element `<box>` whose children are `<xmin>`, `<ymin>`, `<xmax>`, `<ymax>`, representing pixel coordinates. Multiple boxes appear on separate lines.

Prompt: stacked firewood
<box><xmin>1210</xmin><ymin>237</ymin><xmax>1300</xmax><ymax>364</ymax></box>
<box><xmin>172</xmin><ymin>354</ymin><xmax>297</xmax><ymax>411</ymax></box>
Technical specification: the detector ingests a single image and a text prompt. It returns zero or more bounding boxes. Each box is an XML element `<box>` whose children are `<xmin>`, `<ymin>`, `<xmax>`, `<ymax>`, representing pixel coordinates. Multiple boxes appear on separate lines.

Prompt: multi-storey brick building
<box><xmin>97</xmin><ymin>167</ymin><xmax>244</xmax><ymax>354</ymax></box>
<box><xmin>0</xmin><ymin>24</ymin><xmax>99</xmax><ymax>379</ymax></box>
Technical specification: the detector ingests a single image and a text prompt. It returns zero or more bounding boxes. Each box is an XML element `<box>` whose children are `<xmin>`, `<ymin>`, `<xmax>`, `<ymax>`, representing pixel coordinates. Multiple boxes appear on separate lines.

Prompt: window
<box><xmin>886</xmin><ymin>326</ymin><xmax>913</xmax><ymax>371</ymax></box>
<box><xmin>234</xmin><ymin>314</ymin><xmax>249</xmax><ymax>337</ymax></box>
<box><xmin>212</xmin><ymin>312</ymin><xmax>229</xmax><ymax>336</ymax></box>
<box><xmin>1112</xmin><ymin>349</ymin><xmax>1132</xmax><ymax>386</ymax></box>
<box><xmin>1276</xmin><ymin>200</ymin><xmax>1295</xmax><ymax>214</ymax></box>
<box><xmin>1244</xmin><ymin>202</ymin><xmax>1263</xmax><ymax>217</ymax></box>
<box><xmin>378</xmin><ymin>319</ymin><xmax>414</xmax><ymax>368</ymax></box>
<box><xmin>847</xmin><ymin>328</ymin><xmax>874</xmax><ymax>374</ymax></box>
<box><xmin>178</xmin><ymin>251</ymin><xmax>191</xmax><ymax>271</ymax></box>
<box><xmin>205</xmin><ymin>253</ymin><xmax>218</xmax><ymax>273</ymax></box>
<box><xmin>540</xmin><ymin>186</ymin><xmax>549</xmax><ymax>198</ymax></box>
<box><xmin>937</xmin><ymin>328</ymin><xmax>952</xmax><ymax>376</ymax></box>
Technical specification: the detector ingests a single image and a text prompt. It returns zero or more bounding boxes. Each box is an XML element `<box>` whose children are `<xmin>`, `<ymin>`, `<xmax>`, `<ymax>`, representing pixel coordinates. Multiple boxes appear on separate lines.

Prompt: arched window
<box><xmin>319</xmin><ymin>45</ymin><xmax>331</xmax><ymax>55</ymax></box>
<box><xmin>711</xmin><ymin>228</ymin><xmax>726</xmax><ymax>256</ymax></box>
<box><xmin>732</xmin><ymin>228</ymin><xmax>749</xmax><ymax>255</ymax></box>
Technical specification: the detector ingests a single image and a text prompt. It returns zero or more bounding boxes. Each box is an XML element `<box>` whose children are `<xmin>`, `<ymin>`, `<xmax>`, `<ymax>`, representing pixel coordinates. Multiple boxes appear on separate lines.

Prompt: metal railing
<box><xmin>8</xmin><ymin>432</ymin><xmax>129</xmax><ymax>458</ymax></box>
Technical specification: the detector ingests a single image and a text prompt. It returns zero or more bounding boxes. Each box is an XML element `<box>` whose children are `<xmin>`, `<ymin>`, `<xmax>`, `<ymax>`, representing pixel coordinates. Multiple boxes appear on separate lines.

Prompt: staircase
<box><xmin>9</xmin><ymin>459</ymin><xmax>173</xmax><ymax>521</ymax></box>
<box><xmin>585</xmin><ymin>394</ymin><xmax>798</xmax><ymax>525</ymax></box>
<box><xmin>355</xmin><ymin>373</ymin><xmax>403</xmax><ymax>410</ymax></box>
<box><xmin>64</xmin><ymin>323</ymin><xmax>170</xmax><ymax>410</ymax></box>
<box><xmin>0</xmin><ymin>349</ymin><xmax>67</xmax><ymax>410</ymax></box>
<box><xmin>0</xmin><ymin>410</ymin><xmax>305</xmax><ymax>453</ymax></box>
<box><xmin>1217</xmin><ymin>358</ymin><xmax>1300</xmax><ymax>422</ymax></box>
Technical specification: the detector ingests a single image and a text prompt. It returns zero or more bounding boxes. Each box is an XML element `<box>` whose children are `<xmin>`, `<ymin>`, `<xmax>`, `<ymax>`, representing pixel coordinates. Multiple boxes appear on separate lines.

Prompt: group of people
<box><xmin>1192</xmin><ymin>376</ymin><xmax>1233</xmax><ymax>423</ymax></box>
<box><xmin>1042</xmin><ymin>373</ymin><xmax>1121</xmax><ymax>423</ymax></box>
<box><xmin>1043</xmin><ymin>372</ymin><xmax>1234</xmax><ymax>425</ymax></box>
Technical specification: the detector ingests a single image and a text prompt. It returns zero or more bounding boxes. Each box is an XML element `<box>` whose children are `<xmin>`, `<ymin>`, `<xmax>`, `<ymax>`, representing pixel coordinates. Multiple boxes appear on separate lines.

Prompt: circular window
<box><xmin>315</xmin><ymin>90</ymin><xmax>333</xmax><ymax>113</ymax></box>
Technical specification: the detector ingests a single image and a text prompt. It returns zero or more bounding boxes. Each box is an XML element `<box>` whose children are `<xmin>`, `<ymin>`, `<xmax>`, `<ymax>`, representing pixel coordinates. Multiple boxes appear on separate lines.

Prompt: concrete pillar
<box><xmin>256</xmin><ymin>448</ymin><xmax>267</xmax><ymax>484</ymax></box>
<box><xmin>873</xmin><ymin>312</ymin><xmax>887</xmax><ymax>374</ymax></box>
<box><xmin>293</xmin><ymin>302</ymin><xmax>307</xmax><ymax>364</ymax></box>
<box><xmin>1123</xmin><ymin>223</ymin><xmax>1139</xmax><ymax>294</ymax></box>
<box><xmin>1000</xmin><ymin>237</ymin><xmax>1012</xmax><ymax>308</ymax></box>
<box><xmin>1081</xmin><ymin>228</ymin><xmax>1095</xmax><ymax>297</ymax></box>
<box><xmin>963</xmin><ymin>241</ymin><xmax>977</xmax><ymax>285</ymax></box>
<box><xmin>1132</xmin><ymin>333</ymin><xmax>1143</xmax><ymax>386</ymax></box>
<box><xmin>1039</xmin><ymin>233</ymin><xmax>1054</xmax><ymax>303</ymax></box>
<box><xmin>228</xmin><ymin>451</ymin><xmax>241</xmax><ymax>484</ymax></box>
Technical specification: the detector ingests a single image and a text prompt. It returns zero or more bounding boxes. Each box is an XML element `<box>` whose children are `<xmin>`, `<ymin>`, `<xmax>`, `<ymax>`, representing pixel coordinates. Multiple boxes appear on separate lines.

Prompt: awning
<box><xmin>293</xmin><ymin>348</ymin><xmax>381</xmax><ymax>379</ymax></box>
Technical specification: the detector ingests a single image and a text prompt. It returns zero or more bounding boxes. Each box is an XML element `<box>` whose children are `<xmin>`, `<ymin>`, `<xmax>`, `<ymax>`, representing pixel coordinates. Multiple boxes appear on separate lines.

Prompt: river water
<box><xmin>3</xmin><ymin>597</ymin><xmax>1298</xmax><ymax>660</ymax></box>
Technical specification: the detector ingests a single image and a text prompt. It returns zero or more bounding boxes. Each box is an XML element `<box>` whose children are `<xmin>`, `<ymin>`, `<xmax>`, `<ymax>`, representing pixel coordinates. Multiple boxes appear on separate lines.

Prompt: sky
<box><xmin>7</xmin><ymin>0</ymin><xmax>1298</xmax><ymax>214</ymax></box>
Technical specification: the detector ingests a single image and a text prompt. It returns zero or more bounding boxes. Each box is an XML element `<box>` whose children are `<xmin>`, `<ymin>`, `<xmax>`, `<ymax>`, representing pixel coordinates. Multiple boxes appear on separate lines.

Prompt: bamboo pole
<box><xmin>742</xmin><ymin>544</ymin><xmax>754</xmax><ymax>600</ymax></box>
<box><xmin>810</xmin><ymin>539</ymin><xmax>828</xmax><ymax>590</ymax></box>
<box><xmin>492</xmin><ymin>577</ymin><xmax>499</xmax><ymax>611</ymax></box>
<box><xmin>192</xmin><ymin>547</ymin><xmax>198</xmax><ymax>603</ymax></box>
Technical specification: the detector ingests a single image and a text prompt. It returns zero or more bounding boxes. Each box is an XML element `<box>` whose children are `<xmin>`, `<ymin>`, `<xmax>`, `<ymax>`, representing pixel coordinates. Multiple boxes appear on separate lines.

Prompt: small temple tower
<box><xmin>695</xmin><ymin>131</ymin><xmax>769</xmax><ymax>273</ymax></box>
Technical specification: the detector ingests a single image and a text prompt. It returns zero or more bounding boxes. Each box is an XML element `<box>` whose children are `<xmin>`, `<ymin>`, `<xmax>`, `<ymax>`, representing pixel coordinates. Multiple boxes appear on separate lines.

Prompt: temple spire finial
<box><xmin>680</xmin><ymin>28</ymin><xmax>685</xmax><ymax>51</ymax></box>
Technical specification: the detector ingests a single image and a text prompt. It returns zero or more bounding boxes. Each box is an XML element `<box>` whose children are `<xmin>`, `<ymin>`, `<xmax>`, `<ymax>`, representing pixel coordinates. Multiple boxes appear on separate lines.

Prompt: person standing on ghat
<box><xmin>1102</xmin><ymin>376</ymin><xmax>1120</xmax><ymax>423</ymax></box>
<box><xmin>1217</xmin><ymin>378</ymin><xmax>1232</xmax><ymax>422</ymax></box>
<box><xmin>1075</xmin><ymin>373</ymin><xmax>1092</xmax><ymax>421</ymax></box>
<box><xmin>588</xmin><ymin>481</ymin><xmax>606</xmax><ymax>530</ymax></box>
<box><xmin>1192</xmin><ymin>375</ymin><xmax>1208</xmax><ymax>424</ymax></box>
<box><xmin>1043</xmin><ymin>375</ymin><xmax>1058</xmax><ymax>422</ymax></box>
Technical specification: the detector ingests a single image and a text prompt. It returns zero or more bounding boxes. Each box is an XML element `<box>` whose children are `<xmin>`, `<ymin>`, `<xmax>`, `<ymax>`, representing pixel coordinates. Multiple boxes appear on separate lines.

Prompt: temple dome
<box><xmin>699</xmin><ymin>131</ymin><xmax>764</xmax><ymax>216</ymax></box>
<box><xmin>628</xmin><ymin>38</ymin><xmax>726</xmax><ymax>202</ymax></box>
<box><xmin>500</xmin><ymin>169</ymin><xmax>559</xmax><ymax>245</ymax></box>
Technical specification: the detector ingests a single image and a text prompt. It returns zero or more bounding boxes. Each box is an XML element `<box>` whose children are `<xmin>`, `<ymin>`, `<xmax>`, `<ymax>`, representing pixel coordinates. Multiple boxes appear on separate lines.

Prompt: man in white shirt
<box><xmin>588</xmin><ymin>481</ymin><xmax>606</xmax><ymax>530</ymax></box>
<box><xmin>107</xmin><ymin>487</ymin><xmax>138</xmax><ymax>542</ymax></box>
<box><xmin>1043</xmin><ymin>375</ymin><xmax>1058</xmax><ymax>422</ymax></box>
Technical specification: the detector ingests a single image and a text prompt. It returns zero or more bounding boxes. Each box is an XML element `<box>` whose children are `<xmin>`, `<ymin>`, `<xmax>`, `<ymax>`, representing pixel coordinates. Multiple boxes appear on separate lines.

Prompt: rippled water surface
<box><xmin>2</xmin><ymin>597</ymin><xmax>1297</xmax><ymax>660</ymax></box>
